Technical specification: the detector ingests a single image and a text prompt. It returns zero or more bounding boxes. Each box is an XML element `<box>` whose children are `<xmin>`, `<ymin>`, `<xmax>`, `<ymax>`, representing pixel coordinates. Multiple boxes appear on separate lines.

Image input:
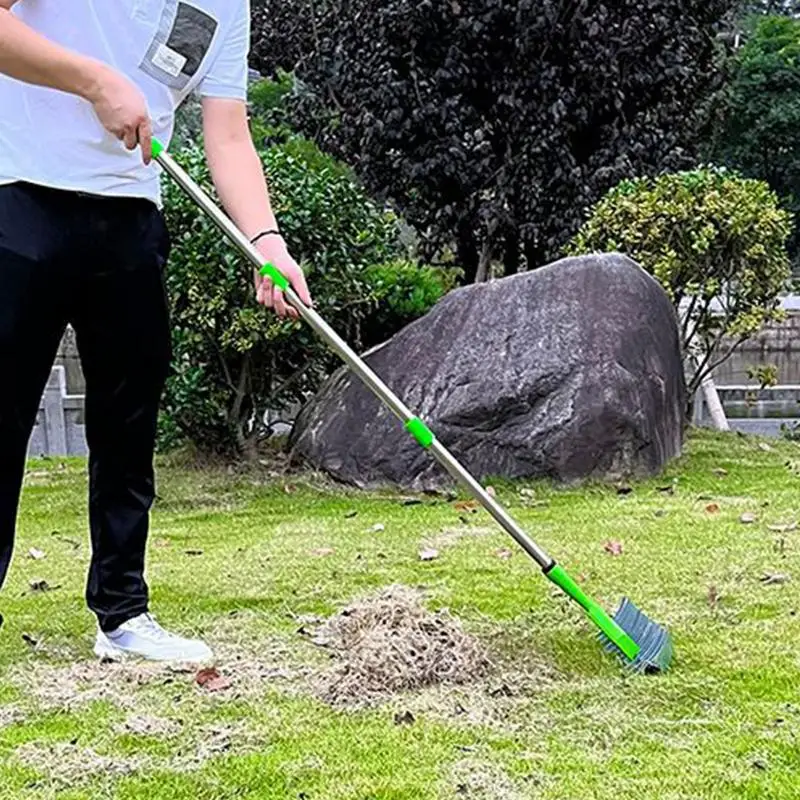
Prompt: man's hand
<box><xmin>0</xmin><ymin>9</ymin><xmax>152</xmax><ymax>163</ymax></box>
<box><xmin>253</xmin><ymin>235</ymin><xmax>312</xmax><ymax>320</ymax></box>
<box><xmin>86</xmin><ymin>66</ymin><xmax>153</xmax><ymax>164</ymax></box>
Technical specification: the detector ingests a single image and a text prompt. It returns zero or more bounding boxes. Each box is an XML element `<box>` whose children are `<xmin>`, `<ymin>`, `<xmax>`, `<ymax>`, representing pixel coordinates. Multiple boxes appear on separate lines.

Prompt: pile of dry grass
<box><xmin>312</xmin><ymin>585</ymin><xmax>491</xmax><ymax>708</ymax></box>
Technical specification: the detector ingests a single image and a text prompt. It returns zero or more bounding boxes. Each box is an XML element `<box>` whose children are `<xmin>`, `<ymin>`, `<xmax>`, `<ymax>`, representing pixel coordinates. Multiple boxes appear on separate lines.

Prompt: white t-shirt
<box><xmin>0</xmin><ymin>0</ymin><xmax>250</xmax><ymax>204</ymax></box>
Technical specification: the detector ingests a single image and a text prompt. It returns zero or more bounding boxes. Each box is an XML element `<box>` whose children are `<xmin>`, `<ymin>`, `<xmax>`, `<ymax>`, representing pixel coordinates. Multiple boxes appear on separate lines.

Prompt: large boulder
<box><xmin>289</xmin><ymin>253</ymin><xmax>687</xmax><ymax>490</ymax></box>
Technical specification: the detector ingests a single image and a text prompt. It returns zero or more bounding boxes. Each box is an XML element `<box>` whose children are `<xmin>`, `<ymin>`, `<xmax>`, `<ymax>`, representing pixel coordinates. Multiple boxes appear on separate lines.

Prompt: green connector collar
<box><xmin>152</xmin><ymin>138</ymin><xmax>165</xmax><ymax>159</ymax></box>
<box><xmin>259</xmin><ymin>262</ymin><xmax>289</xmax><ymax>291</ymax></box>
<box><xmin>405</xmin><ymin>417</ymin><xmax>435</xmax><ymax>448</ymax></box>
<box><xmin>546</xmin><ymin>564</ymin><xmax>640</xmax><ymax>662</ymax></box>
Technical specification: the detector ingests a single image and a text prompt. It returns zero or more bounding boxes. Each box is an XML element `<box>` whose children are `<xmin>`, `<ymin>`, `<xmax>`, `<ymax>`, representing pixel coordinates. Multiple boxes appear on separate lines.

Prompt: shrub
<box><xmin>247</xmin><ymin>70</ymin><xmax>296</xmax><ymax>148</ymax></box>
<box><xmin>360</xmin><ymin>260</ymin><xmax>461</xmax><ymax>348</ymax></box>
<box><xmin>568</xmin><ymin>167</ymin><xmax>792</xmax><ymax>395</ymax></box>
<box><xmin>158</xmin><ymin>134</ymin><xmax>451</xmax><ymax>455</ymax></box>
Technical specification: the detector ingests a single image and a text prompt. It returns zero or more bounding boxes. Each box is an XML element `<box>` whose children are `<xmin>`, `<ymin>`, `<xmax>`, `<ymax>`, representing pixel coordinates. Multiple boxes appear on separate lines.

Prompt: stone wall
<box><xmin>28</xmin><ymin>366</ymin><xmax>87</xmax><ymax>458</ymax></box>
<box><xmin>56</xmin><ymin>327</ymin><xmax>84</xmax><ymax>395</ymax></box>
<box><xmin>713</xmin><ymin>311</ymin><xmax>800</xmax><ymax>385</ymax></box>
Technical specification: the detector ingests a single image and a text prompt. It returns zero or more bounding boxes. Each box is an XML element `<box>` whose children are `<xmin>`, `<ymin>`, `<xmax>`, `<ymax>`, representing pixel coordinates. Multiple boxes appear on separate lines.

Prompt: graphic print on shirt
<box><xmin>139</xmin><ymin>0</ymin><xmax>219</xmax><ymax>90</ymax></box>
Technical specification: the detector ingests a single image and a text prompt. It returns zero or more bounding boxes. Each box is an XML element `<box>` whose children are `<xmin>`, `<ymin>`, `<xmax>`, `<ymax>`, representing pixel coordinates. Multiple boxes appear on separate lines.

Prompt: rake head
<box><xmin>601</xmin><ymin>598</ymin><xmax>673</xmax><ymax>674</ymax></box>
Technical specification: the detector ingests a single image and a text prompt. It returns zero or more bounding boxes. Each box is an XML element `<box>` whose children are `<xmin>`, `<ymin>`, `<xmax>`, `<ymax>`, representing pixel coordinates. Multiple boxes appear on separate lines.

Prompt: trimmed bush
<box><xmin>568</xmin><ymin>167</ymin><xmax>792</xmax><ymax>393</ymax></box>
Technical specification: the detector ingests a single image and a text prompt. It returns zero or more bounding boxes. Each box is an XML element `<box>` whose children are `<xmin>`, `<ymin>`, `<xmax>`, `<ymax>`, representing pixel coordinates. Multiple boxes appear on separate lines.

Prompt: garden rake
<box><xmin>151</xmin><ymin>139</ymin><xmax>673</xmax><ymax>674</ymax></box>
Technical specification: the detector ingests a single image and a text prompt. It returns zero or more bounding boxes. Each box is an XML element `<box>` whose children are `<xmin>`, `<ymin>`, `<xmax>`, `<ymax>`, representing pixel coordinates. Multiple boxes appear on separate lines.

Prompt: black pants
<box><xmin>0</xmin><ymin>181</ymin><xmax>172</xmax><ymax>632</ymax></box>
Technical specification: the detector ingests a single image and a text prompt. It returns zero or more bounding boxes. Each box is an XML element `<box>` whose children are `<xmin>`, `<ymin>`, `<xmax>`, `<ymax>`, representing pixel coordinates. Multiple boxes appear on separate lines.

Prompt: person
<box><xmin>0</xmin><ymin>0</ymin><xmax>312</xmax><ymax>664</ymax></box>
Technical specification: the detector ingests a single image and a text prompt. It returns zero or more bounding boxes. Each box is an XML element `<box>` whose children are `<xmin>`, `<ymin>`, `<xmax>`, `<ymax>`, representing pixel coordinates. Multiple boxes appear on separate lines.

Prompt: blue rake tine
<box><xmin>599</xmin><ymin>598</ymin><xmax>673</xmax><ymax>674</ymax></box>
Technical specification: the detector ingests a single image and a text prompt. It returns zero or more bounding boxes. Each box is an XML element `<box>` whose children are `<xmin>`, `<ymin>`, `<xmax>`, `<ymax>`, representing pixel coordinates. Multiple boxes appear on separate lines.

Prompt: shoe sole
<box><xmin>93</xmin><ymin>639</ymin><xmax>214</xmax><ymax>667</ymax></box>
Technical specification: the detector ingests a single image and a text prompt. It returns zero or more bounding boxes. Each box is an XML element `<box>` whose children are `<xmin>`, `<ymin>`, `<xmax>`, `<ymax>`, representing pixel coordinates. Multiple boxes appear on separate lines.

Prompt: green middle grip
<box><xmin>405</xmin><ymin>417</ymin><xmax>435</xmax><ymax>448</ymax></box>
<box><xmin>259</xmin><ymin>262</ymin><xmax>289</xmax><ymax>291</ymax></box>
<box><xmin>152</xmin><ymin>138</ymin><xmax>165</xmax><ymax>158</ymax></box>
<box><xmin>546</xmin><ymin>564</ymin><xmax>640</xmax><ymax>661</ymax></box>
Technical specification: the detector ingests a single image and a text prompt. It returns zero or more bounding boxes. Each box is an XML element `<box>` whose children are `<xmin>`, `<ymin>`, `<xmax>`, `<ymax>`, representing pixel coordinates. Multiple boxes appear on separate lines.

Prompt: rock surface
<box><xmin>289</xmin><ymin>253</ymin><xmax>687</xmax><ymax>489</ymax></box>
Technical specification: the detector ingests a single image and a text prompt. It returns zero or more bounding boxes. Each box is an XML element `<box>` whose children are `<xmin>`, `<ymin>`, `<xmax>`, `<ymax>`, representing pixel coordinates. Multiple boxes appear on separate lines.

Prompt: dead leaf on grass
<box><xmin>345</xmin><ymin>510</ymin><xmax>358</xmax><ymax>519</ymax></box>
<box><xmin>740</xmin><ymin>513</ymin><xmax>757</xmax><ymax>524</ymax></box>
<box><xmin>195</xmin><ymin>667</ymin><xmax>232</xmax><ymax>692</ymax></box>
<box><xmin>768</xmin><ymin>522</ymin><xmax>797</xmax><ymax>533</ymax></box>
<box><xmin>27</xmin><ymin>548</ymin><xmax>46</xmax><ymax>560</ymax></box>
<box><xmin>28</xmin><ymin>580</ymin><xmax>57</xmax><ymax>593</ymax></box>
<box><xmin>707</xmin><ymin>585</ymin><xmax>719</xmax><ymax>609</ymax></box>
<box><xmin>712</xmin><ymin>467</ymin><xmax>728</xmax><ymax>477</ymax></box>
<box><xmin>454</xmin><ymin>501</ymin><xmax>479</xmax><ymax>513</ymax></box>
<box><xmin>759</xmin><ymin>443</ymin><xmax>773</xmax><ymax>453</ymax></box>
<box><xmin>603</xmin><ymin>540</ymin><xmax>624</xmax><ymax>556</ymax></box>
<box><xmin>496</xmin><ymin>549</ymin><xmax>513</xmax><ymax>560</ymax></box>
<box><xmin>484</xmin><ymin>486</ymin><xmax>496</xmax><ymax>498</ymax></box>
<box><xmin>372</xmin><ymin>523</ymin><xmax>385</xmax><ymax>532</ymax></box>
<box><xmin>52</xmin><ymin>531</ymin><xmax>81</xmax><ymax>549</ymax></box>
<box><xmin>706</xmin><ymin>503</ymin><xmax>720</xmax><ymax>514</ymax></box>
<box><xmin>311</xmin><ymin>548</ymin><xmax>335</xmax><ymax>557</ymax></box>
<box><xmin>419</xmin><ymin>548</ymin><xmax>439</xmax><ymax>562</ymax></box>
<box><xmin>760</xmin><ymin>573</ymin><xmax>790</xmax><ymax>586</ymax></box>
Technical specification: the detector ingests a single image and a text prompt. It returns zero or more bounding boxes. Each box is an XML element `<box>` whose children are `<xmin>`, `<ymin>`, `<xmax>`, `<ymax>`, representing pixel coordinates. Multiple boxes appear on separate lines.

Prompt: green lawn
<box><xmin>1</xmin><ymin>428</ymin><xmax>799</xmax><ymax>799</ymax></box>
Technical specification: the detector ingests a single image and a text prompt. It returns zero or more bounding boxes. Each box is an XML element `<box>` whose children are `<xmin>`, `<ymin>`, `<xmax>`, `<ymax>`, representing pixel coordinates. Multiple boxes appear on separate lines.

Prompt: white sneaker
<box><xmin>93</xmin><ymin>612</ymin><xmax>214</xmax><ymax>665</ymax></box>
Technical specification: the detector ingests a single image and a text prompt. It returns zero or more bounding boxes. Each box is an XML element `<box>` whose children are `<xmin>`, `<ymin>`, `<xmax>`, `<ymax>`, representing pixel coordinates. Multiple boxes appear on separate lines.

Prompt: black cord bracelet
<box><xmin>250</xmin><ymin>229</ymin><xmax>281</xmax><ymax>246</ymax></box>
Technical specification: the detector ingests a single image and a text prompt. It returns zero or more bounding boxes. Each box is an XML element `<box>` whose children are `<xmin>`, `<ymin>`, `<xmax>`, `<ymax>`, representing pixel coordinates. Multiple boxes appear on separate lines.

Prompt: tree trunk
<box><xmin>474</xmin><ymin>237</ymin><xmax>495</xmax><ymax>283</ymax></box>
<box><xmin>230</xmin><ymin>355</ymin><xmax>252</xmax><ymax>457</ymax></box>
<box><xmin>456</xmin><ymin>223</ymin><xmax>479</xmax><ymax>284</ymax></box>
<box><xmin>523</xmin><ymin>236</ymin><xmax>546</xmax><ymax>271</ymax></box>
<box><xmin>504</xmin><ymin>227</ymin><xmax>520</xmax><ymax>275</ymax></box>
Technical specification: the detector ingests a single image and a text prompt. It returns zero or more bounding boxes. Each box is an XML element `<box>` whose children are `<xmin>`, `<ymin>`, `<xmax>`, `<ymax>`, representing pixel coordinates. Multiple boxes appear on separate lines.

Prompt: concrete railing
<box><xmin>28</xmin><ymin>366</ymin><xmax>88</xmax><ymax>458</ymax></box>
<box><xmin>693</xmin><ymin>383</ymin><xmax>800</xmax><ymax>438</ymax></box>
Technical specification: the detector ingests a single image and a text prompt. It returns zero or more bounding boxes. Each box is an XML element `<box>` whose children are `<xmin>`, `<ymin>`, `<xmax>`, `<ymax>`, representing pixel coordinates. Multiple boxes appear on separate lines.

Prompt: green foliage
<box><xmin>360</xmin><ymin>260</ymin><xmax>460</xmax><ymax>346</ymax></box>
<box><xmin>254</xmin><ymin>0</ymin><xmax>738</xmax><ymax>282</ymax></box>
<box><xmin>249</xmin><ymin>69</ymin><xmax>294</xmax><ymax>116</ymax></box>
<box><xmin>706</xmin><ymin>15</ymin><xmax>800</xmax><ymax>268</ymax></box>
<box><xmin>158</xmin><ymin>118</ymin><xmax>451</xmax><ymax>454</ymax></box>
<box><xmin>747</xmin><ymin>363</ymin><xmax>780</xmax><ymax>388</ymax></box>
<box><xmin>172</xmin><ymin>92</ymin><xmax>204</xmax><ymax>152</ymax></box>
<box><xmin>250</xmin><ymin>0</ymin><xmax>322</xmax><ymax>77</ymax></box>
<box><xmin>247</xmin><ymin>69</ymin><xmax>296</xmax><ymax>147</ymax></box>
<box><xmin>568</xmin><ymin>167</ymin><xmax>792</xmax><ymax>393</ymax></box>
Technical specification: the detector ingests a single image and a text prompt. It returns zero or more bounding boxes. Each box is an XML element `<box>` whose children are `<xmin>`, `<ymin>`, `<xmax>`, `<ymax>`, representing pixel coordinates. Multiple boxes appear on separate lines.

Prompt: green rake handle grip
<box><xmin>545</xmin><ymin>565</ymin><xmax>639</xmax><ymax>660</ymax></box>
<box><xmin>151</xmin><ymin>138</ymin><xmax>640</xmax><ymax>661</ymax></box>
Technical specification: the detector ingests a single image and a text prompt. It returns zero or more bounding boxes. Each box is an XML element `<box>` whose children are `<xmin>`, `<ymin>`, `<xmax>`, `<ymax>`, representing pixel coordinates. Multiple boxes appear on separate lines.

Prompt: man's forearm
<box><xmin>0</xmin><ymin>8</ymin><xmax>104</xmax><ymax>100</ymax></box>
<box><xmin>205</xmin><ymin>136</ymin><xmax>280</xmax><ymax>242</ymax></box>
<box><xmin>202</xmin><ymin>97</ymin><xmax>312</xmax><ymax>313</ymax></box>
